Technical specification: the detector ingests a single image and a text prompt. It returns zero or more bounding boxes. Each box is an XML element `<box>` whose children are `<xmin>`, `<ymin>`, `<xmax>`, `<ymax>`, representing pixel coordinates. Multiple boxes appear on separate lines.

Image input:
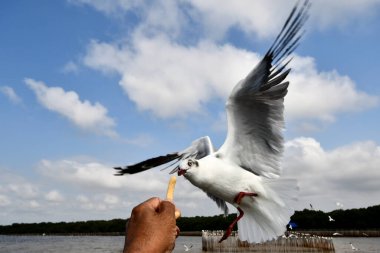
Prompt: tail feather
<box><xmin>237</xmin><ymin>178</ymin><xmax>298</xmax><ymax>243</ymax></box>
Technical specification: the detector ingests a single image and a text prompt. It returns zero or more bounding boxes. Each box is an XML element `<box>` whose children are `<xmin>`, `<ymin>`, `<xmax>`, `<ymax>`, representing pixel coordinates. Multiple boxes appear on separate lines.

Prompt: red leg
<box><xmin>234</xmin><ymin>191</ymin><xmax>258</xmax><ymax>205</ymax></box>
<box><xmin>219</xmin><ymin>207</ymin><xmax>244</xmax><ymax>243</ymax></box>
<box><xmin>219</xmin><ymin>191</ymin><xmax>258</xmax><ymax>243</ymax></box>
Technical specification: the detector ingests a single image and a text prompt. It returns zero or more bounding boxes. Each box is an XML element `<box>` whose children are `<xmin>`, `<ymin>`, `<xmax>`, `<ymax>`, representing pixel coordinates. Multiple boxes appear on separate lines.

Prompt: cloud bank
<box><xmin>83</xmin><ymin>36</ymin><xmax>378</xmax><ymax>122</ymax></box>
<box><xmin>2</xmin><ymin>136</ymin><xmax>380</xmax><ymax>224</ymax></box>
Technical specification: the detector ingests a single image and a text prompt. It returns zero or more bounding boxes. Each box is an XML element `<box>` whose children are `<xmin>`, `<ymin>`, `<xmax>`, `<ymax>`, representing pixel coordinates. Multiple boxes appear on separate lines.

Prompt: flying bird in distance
<box><xmin>329</xmin><ymin>215</ymin><xmax>335</xmax><ymax>222</ymax></box>
<box><xmin>115</xmin><ymin>0</ymin><xmax>310</xmax><ymax>244</ymax></box>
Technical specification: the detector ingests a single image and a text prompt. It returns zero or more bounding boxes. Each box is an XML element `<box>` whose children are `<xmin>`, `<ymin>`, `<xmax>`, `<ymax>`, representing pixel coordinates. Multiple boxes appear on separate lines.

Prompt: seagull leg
<box><xmin>219</xmin><ymin>191</ymin><xmax>258</xmax><ymax>243</ymax></box>
<box><xmin>234</xmin><ymin>191</ymin><xmax>258</xmax><ymax>205</ymax></box>
<box><xmin>219</xmin><ymin>207</ymin><xmax>244</xmax><ymax>243</ymax></box>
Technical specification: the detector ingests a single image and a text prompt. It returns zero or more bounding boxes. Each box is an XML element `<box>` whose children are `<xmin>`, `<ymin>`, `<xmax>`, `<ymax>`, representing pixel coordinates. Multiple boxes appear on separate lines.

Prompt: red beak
<box><xmin>177</xmin><ymin>169</ymin><xmax>186</xmax><ymax>176</ymax></box>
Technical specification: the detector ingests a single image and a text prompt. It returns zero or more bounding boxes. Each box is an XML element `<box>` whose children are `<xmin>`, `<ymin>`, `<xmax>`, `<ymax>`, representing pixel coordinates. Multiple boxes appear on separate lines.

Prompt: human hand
<box><xmin>123</xmin><ymin>197</ymin><xmax>180</xmax><ymax>253</ymax></box>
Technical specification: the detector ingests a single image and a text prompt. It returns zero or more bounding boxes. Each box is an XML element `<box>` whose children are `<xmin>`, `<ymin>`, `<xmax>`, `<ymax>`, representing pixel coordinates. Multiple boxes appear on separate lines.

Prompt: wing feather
<box><xmin>115</xmin><ymin>136</ymin><xmax>214</xmax><ymax>175</ymax></box>
<box><xmin>114</xmin><ymin>153</ymin><xmax>181</xmax><ymax>175</ymax></box>
<box><xmin>218</xmin><ymin>0</ymin><xmax>310</xmax><ymax>178</ymax></box>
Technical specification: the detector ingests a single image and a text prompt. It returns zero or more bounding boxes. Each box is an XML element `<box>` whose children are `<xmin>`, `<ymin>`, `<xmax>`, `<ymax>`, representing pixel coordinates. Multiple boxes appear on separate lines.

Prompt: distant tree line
<box><xmin>291</xmin><ymin>205</ymin><xmax>380</xmax><ymax>230</ymax></box>
<box><xmin>0</xmin><ymin>219</ymin><xmax>126</xmax><ymax>235</ymax></box>
<box><xmin>0</xmin><ymin>205</ymin><xmax>379</xmax><ymax>235</ymax></box>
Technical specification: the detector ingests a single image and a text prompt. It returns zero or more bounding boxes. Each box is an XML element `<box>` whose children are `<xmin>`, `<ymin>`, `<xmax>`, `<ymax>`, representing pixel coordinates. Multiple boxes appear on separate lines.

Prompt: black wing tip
<box><xmin>112</xmin><ymin>152</ymin><xmax>182</xmax><ymax>176</ymax></box>
<box><xmin>113</xmin><ymin>166</ymin><xmax>128</xmax><ymax>176</ymax></box>
<box><xmin>267</xmin><ymin>0</ymin><xmax>310</xmax><ymax>61</ymax></box>
<box><xmin>260</xmin><ymin>0</ymin><xmax>309</xmax><ymax>96</ymax></box>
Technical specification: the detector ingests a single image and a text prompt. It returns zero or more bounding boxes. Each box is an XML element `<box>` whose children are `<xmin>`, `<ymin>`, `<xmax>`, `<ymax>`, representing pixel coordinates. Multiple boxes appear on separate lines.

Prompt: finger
<box><xmin>142</xmin><ymin>197</ymin><xmax>161</xmax><ymax>212</ymax></box>
<box><xmin>158</xmin><ymin>200</ymin><xmax>175</xmax><ymax>214</ymax></box>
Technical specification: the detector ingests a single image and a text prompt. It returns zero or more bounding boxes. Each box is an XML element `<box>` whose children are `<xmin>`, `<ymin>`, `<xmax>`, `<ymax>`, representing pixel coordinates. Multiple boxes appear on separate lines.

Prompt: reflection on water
<box><xmin>0</xmin><ymin>235</ymin><xmax>379</xmax><ymax>253</ymax></box>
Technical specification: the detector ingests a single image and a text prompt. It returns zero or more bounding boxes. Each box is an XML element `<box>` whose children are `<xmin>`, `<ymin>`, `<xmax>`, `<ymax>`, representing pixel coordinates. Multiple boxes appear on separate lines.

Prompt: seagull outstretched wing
<box><xmin>114</xmin><ymin>136</ymin><xmax>214</xmax><ymax>175</ymax></box>
<box><xmin>218</xmin><ymin>1</ymin><xmax>310</xmax><ymax>178</ymax></box>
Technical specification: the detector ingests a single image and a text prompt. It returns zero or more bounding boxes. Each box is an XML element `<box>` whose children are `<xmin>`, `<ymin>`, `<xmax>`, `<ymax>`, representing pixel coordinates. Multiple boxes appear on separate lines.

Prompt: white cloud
<box><xmin>75</xmin><ymin>0</ymin><xmax>378</xmax><ymax>126</ymax></box>
<box><xmin>70</xmin><ymin>0</ymin><xmax>380</xmax><ymax>39</ymax></box>
<box><xmin>28</xmin><ymin>200</ymin><xmax>40</xmax><ymax>208</ymax></box>
<box><xmin>76</xmin><ymin>195</ymin><xmax>95</xmax><ymax>210</ymax></box>
<box><xmin>83</xmin><ymin>35</ymin><xmax>378</xmax><ymax>122</ymax></box>
<box><xmin>84</xmin><ymin>36</ymin><xmax>259</xmax><ymax>118</ymax></box>
<box><xmin>62</xmin><ymin>61</ymin><xmax>80</xmax><ymax>73</ymax></box>
<box><xmin>70</xmin><ymin>0</ymin><xmax>185</xmax><ymax>37</ymax></box>
<box><xmin>1</xmin><ymin>138</ymin><xmax>379</xmax><ymax>223</ymax></box>
<box><xmin>45</xmin><ymin>190</ymin><xmax>65</xmax><ymax>202</ymax></box>
<box><xmin>37</xmin><ymin>159</ymin><xmax>167</xmax><ymax>192</ymax></box>
<box><xmin>186</xmin><ymin>0</ymin><xmax>299</xmax><ymax>39</ymax></box>
<box><xmin>103</xmin><ymin>194</ymin><xmax>119</xmax><ymax>205</ymax></box>
<box><xmin>8</xmin><ymin>183</ymin><xmax>39</xmax><ymax>199</ymax></box>
<box><xmin>75</xmin><ymin>194</ymin><xmax>123</xmax><ymax>211</ymax></box>
<box><xmin>0</xmin><ymin>195</ymin><xmax>11</xmax><ymax>206</ymax></box>
<box><xmin>76</xmin><ymin>195</ymin><xmax>90</xmax><ymax>203</ymax></box>
<box><xmin>286</xmin><ymin>56</ymin><xmax>379</xmax><ymax>122</ymax></box>
<box><xmin>25</xmin><ymin>78</ymin><xmax>117</xmax><ymax>137</ymax></box>
<box><xmin>187</xmin><ymin>0</ymin><xmax>380</xmax><ymax>38</ymax></box>
<box><xmin>0</xmin><ymin>86</ymin><xmax>22</xmax><ymax>104</ymax></box>
<box><xmin>283</xmin><ymin>137</ymin><xmax>380</xmax><ymax>210</ymax></box>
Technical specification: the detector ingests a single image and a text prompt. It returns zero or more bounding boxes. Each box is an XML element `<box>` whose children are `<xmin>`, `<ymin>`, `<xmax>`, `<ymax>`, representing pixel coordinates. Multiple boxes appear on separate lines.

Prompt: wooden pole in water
<box><xmin>202</xmin><ymin>230</ymin><xmax>335</xmax><ymax>252</ymax></box>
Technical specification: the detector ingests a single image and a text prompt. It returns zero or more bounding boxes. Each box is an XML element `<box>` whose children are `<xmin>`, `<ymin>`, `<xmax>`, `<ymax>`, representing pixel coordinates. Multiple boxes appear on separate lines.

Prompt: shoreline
<box><xmin>1</xmin><ymin>230</ymin><xmax>379</xmax><ymax>237</ymax></box>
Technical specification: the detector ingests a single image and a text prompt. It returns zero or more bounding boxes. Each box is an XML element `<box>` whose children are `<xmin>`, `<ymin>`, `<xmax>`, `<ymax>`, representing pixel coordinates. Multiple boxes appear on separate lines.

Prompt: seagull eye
<box><xmin>187</xmin><ymin>160</ymin><xmax>193</xmax><ymax>167</ymax></box>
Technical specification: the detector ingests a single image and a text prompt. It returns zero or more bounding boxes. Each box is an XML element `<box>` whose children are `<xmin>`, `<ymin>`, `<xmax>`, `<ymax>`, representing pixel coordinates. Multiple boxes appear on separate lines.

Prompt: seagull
<box><xmin>328</xmin><ymin>215</ymin><xmax>335</xmax><ymax>222</ymax></box>
<box><xmin>114</xmin><ymin>0</ymin><xmax>310</xmax><ymax>244</ymax></box>
<box><xmin>184</xmin><ymin>244</ymin><xmax>193</xmax><ymax>251</ymax></box>
<box><xmin>350</xmin><ymin>242</ymin><xmax>359</xmax><ymax>251</ymax></box>
<box><xmin>309</xmin><ymin>203</ymin><xmax>314</xmax><ymax>210</ymax></box>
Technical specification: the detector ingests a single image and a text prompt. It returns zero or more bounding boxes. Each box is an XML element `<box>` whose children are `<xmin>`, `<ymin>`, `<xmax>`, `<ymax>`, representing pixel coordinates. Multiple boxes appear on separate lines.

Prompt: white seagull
<box><xmin>115</xmin><ymin>1</ymin><xmax>310</xmax><ymax>244</ymax></box>
<box><xmin>350</xmin><ymin>242</ymin><xmax>359</xmax><ymax>251</ymax></box>
<box><xmin>329</xmin><ymin>215</ymin><xmax>335</xmax><ymax>222</ymax></box>
<box><xmin>184</xmin><ymin>244</ymin><xmax>193</xmax><ymax>251</ymax></box>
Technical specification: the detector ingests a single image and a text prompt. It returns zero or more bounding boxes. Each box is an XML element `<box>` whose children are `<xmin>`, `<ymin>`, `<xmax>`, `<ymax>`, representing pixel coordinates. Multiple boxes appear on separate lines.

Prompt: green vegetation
<box><xmin>0</xmin><ymin>219</ymin><xmax>126</xmax><ymax>235</ymax></box>
<box><xmin>0</xmin><ymin>205</ymin><xmax>379</xmax><ymax>235</ymax></box>
<box><xmin>291</xmin><ymin>205</ymin><xmax>380</xmax><ymax>230</ymax></box>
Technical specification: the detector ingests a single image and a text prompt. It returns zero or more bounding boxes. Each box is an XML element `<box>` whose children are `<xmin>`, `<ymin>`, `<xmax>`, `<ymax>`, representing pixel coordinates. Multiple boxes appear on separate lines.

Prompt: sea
<box><xmin>0</xmin><ymin>235</ymin><xmax>379</xmax><ymax>253</ymax></box>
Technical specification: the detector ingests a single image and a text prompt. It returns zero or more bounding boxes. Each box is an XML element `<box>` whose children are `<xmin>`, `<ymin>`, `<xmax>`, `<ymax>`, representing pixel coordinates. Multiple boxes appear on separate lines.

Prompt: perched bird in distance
<box><xmin>184</xmin><ymin>244</ymin><xmax>193</xmax><ymax>251</ymax></box>
<box><xmin>350</xmin><ymin>242</ymin><xmax>359</xmax><ymax>251</ymax></box>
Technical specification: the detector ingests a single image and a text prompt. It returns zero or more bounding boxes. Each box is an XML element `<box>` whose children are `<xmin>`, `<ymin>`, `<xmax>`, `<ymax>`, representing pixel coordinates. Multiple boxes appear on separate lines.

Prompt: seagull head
<box><xmin>176</xmin><ymin>158</ymin><xmax>199</xmax><ymax>176</ymax></box>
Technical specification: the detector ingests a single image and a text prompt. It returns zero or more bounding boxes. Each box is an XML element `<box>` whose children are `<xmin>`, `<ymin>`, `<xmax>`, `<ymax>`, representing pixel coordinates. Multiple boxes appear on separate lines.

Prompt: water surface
<box><xmin>0</xmin><ymin>235</ymin><xmax>378</xmax><ymax>253</ymax></box>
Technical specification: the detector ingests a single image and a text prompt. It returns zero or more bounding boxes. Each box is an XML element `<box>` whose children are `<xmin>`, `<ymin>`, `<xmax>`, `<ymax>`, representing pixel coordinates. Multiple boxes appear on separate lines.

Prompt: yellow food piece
<box><xmin>166</xmin><ymin>176</ymin><xmax>177</xmax><ymax>201</ymax></box>
<box><xmin>166</xmin><ymin>176</ymin><xmax>181</xmax><ymax>219</ymax></box>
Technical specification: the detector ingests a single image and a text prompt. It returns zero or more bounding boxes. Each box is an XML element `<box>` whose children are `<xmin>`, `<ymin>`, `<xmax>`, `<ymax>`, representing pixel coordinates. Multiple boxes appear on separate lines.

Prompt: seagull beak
<box><xmin>177</xmin><ymin>169</ymin><xmax>187</xmax><ymax>176</ymax></box>
<box><xmin>169</xmin><ymin>165</ymin><xmax>187</xmax><ymax>176</ymax></box>
<box><xmin>169</xmin><ymin>165</ymin><xmax>179</xmax><ymax>174</ymax></box>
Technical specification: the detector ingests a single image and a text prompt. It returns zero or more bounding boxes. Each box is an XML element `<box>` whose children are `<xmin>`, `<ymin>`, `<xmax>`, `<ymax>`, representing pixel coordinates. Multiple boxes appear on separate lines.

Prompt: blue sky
<box><xmin>1</xmin><ymin>0</ymin><xmax>380</xmax><ymax>225</ymax></box>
